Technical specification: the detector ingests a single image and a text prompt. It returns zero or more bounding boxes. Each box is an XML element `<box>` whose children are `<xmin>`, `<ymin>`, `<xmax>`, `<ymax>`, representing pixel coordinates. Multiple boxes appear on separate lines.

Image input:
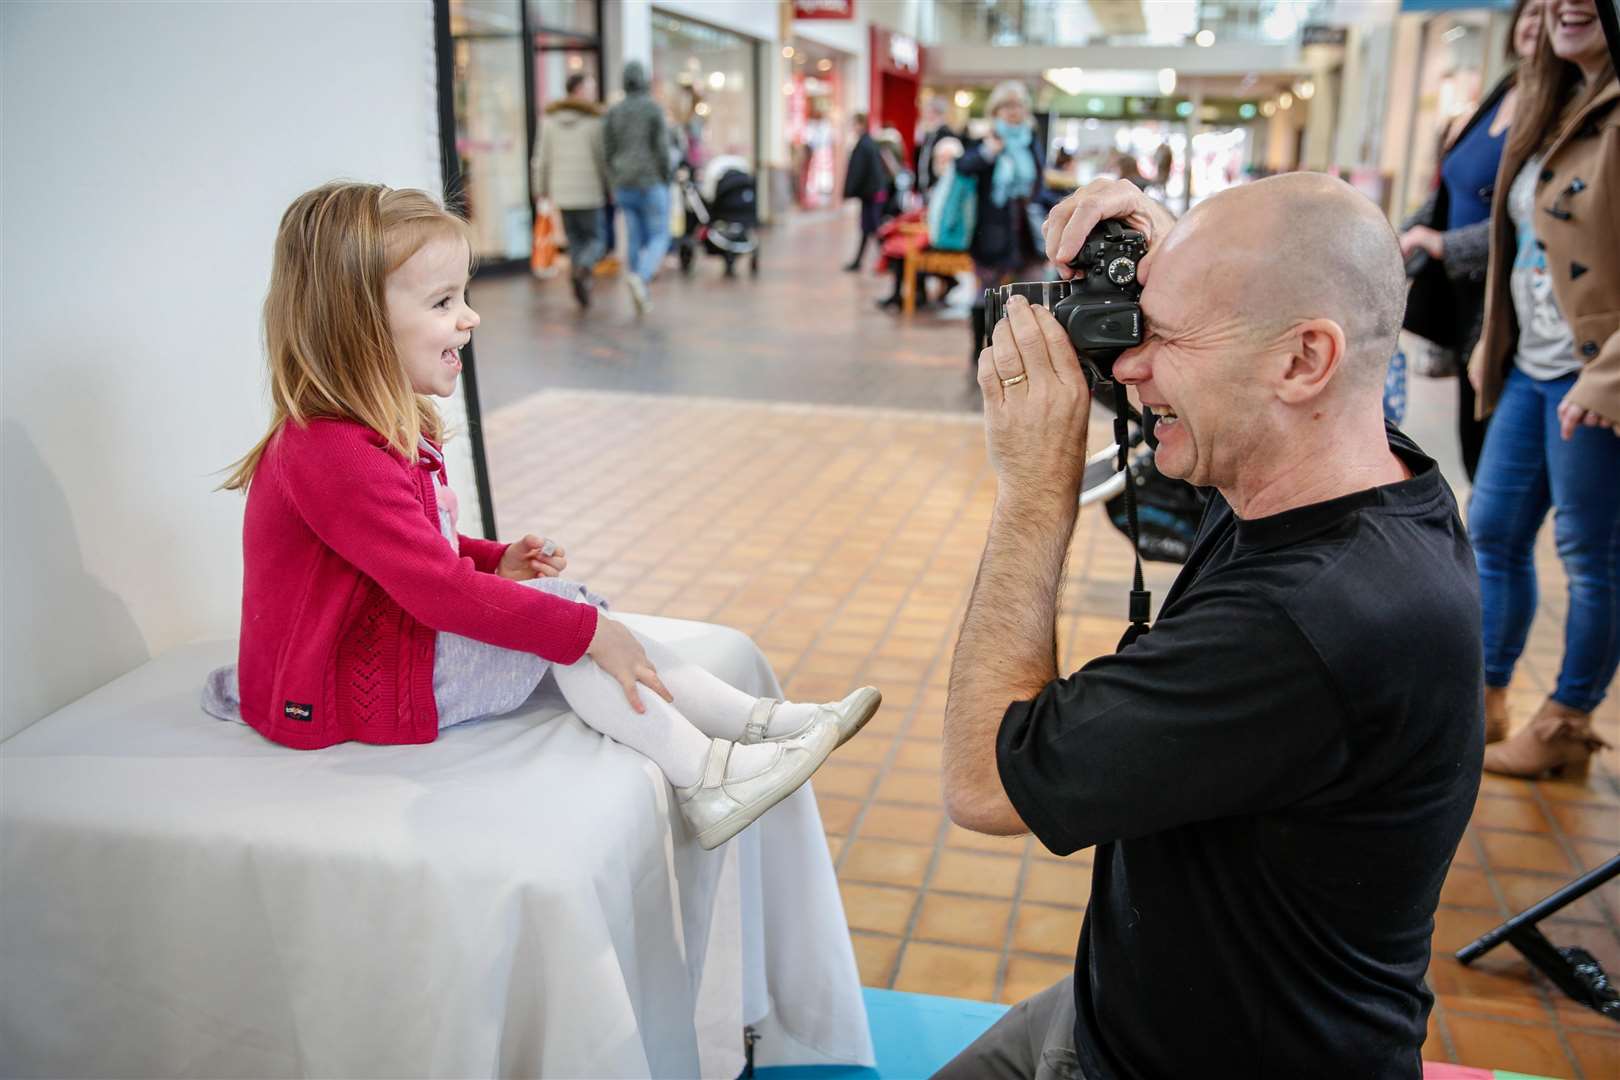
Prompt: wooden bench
<box><xmin>897</xmin><ymin>222</ymin><xmax>974</xmax><ymax>315</ymax></box>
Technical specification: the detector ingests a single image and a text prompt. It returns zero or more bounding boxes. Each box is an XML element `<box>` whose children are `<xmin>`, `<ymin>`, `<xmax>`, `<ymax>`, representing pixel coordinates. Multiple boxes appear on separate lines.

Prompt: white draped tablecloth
<box><xmin>0</xmin><ymin>614</ymin><xmax>873</xmax><ymax>1078</ymax></box>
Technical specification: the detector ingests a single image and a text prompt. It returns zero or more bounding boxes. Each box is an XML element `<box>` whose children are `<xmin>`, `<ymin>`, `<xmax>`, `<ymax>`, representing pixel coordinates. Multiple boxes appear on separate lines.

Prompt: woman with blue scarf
<box><xmin>955</xmin><ymin>81</ymin><xmax>1052</xmax><ymax>365</ymax></box>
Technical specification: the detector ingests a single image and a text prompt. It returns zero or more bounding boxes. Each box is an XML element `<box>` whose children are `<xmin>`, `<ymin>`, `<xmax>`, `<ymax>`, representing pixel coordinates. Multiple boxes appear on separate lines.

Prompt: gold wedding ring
<box><xmin>1000</xmin><ymin>373</ymin><xmax>1028</xmax><ymax>388</ymax></box>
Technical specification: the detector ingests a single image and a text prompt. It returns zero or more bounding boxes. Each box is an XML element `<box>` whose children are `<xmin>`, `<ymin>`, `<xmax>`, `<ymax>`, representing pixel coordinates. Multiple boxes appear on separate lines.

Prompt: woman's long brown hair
<box><xmin>1505</xmin><ymin>6</ymin><xmax>1617</xmax><ymax>165</ymax></box>
<box><xmin>222</xmin><ymin>182</ymin><xmax>472</xmax><ymax>491</ymax></box>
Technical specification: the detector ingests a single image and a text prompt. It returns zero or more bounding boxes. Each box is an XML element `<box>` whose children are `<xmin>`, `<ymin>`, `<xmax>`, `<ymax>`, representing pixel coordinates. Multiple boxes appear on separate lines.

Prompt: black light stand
<box><xmin>1455</xmin><ymin>853</ymin><xmax>1620</xmax><ymax>1021</ymax></box>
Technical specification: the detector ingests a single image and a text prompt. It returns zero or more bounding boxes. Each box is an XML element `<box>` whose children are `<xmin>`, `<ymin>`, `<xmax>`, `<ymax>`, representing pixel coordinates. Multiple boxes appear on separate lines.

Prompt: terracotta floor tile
<box><xmin>894</xmin><ymin>941</ymin><xmax>1000</xmax><ymax>1001</ymax></box>
<box><xmin>839</xmin><ymin>883</ymin><xmax>918</xmax><ymax>936</ymax></box>
<box><xmin>858</xmin><ymin>803</ymin><xmax>945</xmax><ymax>846</ymax></box>
<box><xmin>833</xmin><ymin>732</ymin><xmax>892</xmax><ymax>765</ymax></box>
<box><xmin>1429</xmin><ymin>954</ymin><xmax>1552</xmax><ymax>1022</ymax></box>
<box><xmin>1423</xmin><ymin>1006</ymin><xmax>1452</xmax><ymax>1064</ymax></box>
<box><xmin>1536</xmin><ymin>776</ymin><xmax>1620</xmax><ymax>806</ymax></box>
<box><xmin>1444</xmin><ymin>1014</ymin><xmax>1575</xmax><ymax>1077</ymax></box>
<box><xmin>1480</xmin><ymin>831</ymin><xmax>1578</xmax><ymax>875</ymax></box>
<box><xmin>1433</xmin><ymin>907</ymin><xmax>1520</xmax><ymax>955</ymax></box>
<box><xmin>849</xmin><ymin>931</ymin><xmax>902</xmax><ymax>988</ymax></box>
<box><xmin>873</xmin><ymin>769</ymin><xmax>943</xmax><ymax>806</ymax></box>
<box><xmin>999</xmin><ymin>955</ymin><xmax>1074</xmax><ymax>1005</ymax></box>
<box><xmin>913</xmin><ymin>893</ymin><xmax>1013</xmax><ymax>950</ymax></box>
<box><xmin>1439</xmin><ymin>865</ymin><xmax>1502</xmax><ymax>912</ymax></box>
<box><xmin>841</xmin><ymin>837</ymin><xmax>935</xmax><ymax>888</ymax></box>
<box><xmin>1471</xmin><ymin>793</ymin><xmax>1553</xmax><ymax>833</ymax></box>
<box><xmin>892</xmin><ymin>739</ymin><xmax>943</xmax><ymax>772</ymax></box>
<box><xmin>1565</xmin><ymin>1028</ymin><xmax>1620</xmax><ymax>1080</ymax></box>
<box><xmin>1495</xmin><ymin>872</ymin><xmax>1612</xmax><ymax>925</ymax></box>
<box><xmin>812</xmin><ymin>761</ymin><xmax>881</xmax><ymax>800</ymax></box>
<box><xmin>1546</xmin><ymin>800</ymin><xmax>1620</xmax><ymax>844</ymax></box>
<box><xmin>931</xmin><ymin>850</ymin><xmax>1022</xmax><ymax>899</ymax></box>
<box><xmin>1013</xmin><ymin>903</ymin><xmax>1086</xmax><ymax>958</ymax></box>
<box><xmin>1023</xmin><ymin>859</ymin><xmax>1093</xmax><ymax>908</ymax></box>
<box><xmin>817</xmin><ymin>795</ymin><xmax>862</xmax><ymax>836</ymax></box>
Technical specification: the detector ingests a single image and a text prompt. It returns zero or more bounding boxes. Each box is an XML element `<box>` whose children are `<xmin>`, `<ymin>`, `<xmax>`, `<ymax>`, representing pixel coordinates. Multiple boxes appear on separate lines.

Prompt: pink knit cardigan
<box><xmin>235</xmin><ymin>418</ymin><xmax>599</xmax><ymax>749</ymax></box>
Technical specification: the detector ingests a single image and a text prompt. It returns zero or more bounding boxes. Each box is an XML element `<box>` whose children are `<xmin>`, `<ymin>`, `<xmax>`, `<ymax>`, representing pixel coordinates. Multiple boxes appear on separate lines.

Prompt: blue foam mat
<box><xmin>754</xmin><ymin>987</ymin><xmax>1008</xmax><ymax>1080</ymax></box>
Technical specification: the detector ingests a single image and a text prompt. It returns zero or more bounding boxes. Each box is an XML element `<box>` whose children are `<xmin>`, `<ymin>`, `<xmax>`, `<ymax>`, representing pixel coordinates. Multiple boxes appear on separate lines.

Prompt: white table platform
<box><xmin>0</xmin><ymin>615</ymin><xmax>873</xmax><ymax>1078</ymax></box>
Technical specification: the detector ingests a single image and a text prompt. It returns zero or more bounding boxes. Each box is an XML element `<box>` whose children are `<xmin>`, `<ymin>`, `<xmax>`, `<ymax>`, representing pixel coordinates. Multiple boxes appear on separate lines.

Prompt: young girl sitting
<box><xmin>204</xmin><ymin>181</ymin><xmax>879</xmax><ymax>849</ymax></box>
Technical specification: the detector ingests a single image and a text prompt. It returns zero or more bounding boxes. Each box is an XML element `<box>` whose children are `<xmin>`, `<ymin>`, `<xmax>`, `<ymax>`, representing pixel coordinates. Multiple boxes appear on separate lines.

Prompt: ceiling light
<box><xmin>953</xmin><ymin>89</ymin><xmax>974</xmax><ymax>108</ymax></box>
<box><xmin>817</xmin><ymin>58</ymin><xmax>832</xmax><ymax>72</ymax></box>
<box><xmin>708</xmin><ymin>71</ymin><xmax>726</xmax><ymax>90</ymax></box>
<box><xmin>1296</xmin><ymin>79</ymin><xmax>1316</xmax><ymax>100</ymax></box>
<box><xmin>1278</xmin><ymin>91</ymin><xmax>1294</xmax><ymax>110</ymax></box>
<box><xmin>1043</xmin><ymin>67</ymin><xmax>1086</xmax><ymax>97</ymax></box>
<box><xmin>1195</xmin><ymin>29</ymin><xmax>1215</xmax><ymax>47</ymax></box>
<box><xmin>1239</xmin><ymin>103</ymin><xmax>1257</xmax><ymax>119</ymax></box>
<box><xmin>1260</xmin><ymin>100</ymin><xmax>1277</xmax><ymax>117</ymax></box>
<box><xmin>1157</xmin><ymin>68</ymin><xmax>1176</xmax><ymax>96</ymax></box>
<box><xmin>1175</xmin><ymin>101</ymin><xmax>1194</xmax><ymax>118</ymax></box>
<box><xmin>781</xmin><ymin>46</ymin><xmax>794</xmax><ymax>59</ymax></box>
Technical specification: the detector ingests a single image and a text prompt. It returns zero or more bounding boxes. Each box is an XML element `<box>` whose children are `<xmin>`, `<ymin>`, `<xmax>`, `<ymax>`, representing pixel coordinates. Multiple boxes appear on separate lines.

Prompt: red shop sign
<box><xmin>794</xmin><ymin>0</ymin><xmax>854</xmax><ymax>19</ymax></box>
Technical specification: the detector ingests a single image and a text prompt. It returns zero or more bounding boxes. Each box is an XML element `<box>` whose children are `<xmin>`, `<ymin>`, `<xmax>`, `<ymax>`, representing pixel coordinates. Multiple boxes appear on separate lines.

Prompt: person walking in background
<box><xmin>532</xmin><ymin>72</ymin><xmax>608</xmax><ymax>310</ymax></box>
<box><xmin>1467</xmin><ymin>0</ymin><xmax>1618</xmax><ymax>779</ymax></box>
<box><xmin>603</xmin><ymin>60</ymin><xmax>672</xmax><ymax>315</ymax></box>
<box><xmin>914</xmin><ymin>97</ymin><xmax>958</xmax><ymax>196</ymax></box>
<box><xmin>842</xmin><ymin>113</ymin><xmax>886</xmax><ymax>272</ymax></box>
<box><xmin>1400</xmin><ymin>0</ymin><xmax>1545</xmax><ymax>480</ymax></box>
<box><xmin>956</xmin><ymin>81</ymin><xmax>1052</xmax><ymax>365</ymax></box>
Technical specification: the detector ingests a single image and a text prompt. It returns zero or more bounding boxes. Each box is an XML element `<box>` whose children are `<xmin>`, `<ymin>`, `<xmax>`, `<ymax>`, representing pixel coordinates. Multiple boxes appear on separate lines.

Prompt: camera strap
<box><xmin>1110</xmin><ymin>381</ymin><xmax>1153</xmax><ymax>649</ymax></box>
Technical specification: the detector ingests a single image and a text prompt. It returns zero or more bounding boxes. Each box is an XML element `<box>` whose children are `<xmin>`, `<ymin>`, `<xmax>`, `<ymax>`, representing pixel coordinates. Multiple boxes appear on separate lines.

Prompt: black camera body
<box><xmin>983</xmin><ymin>220</ymin><xmax>1147</xmax><ymax>386</ymax></box>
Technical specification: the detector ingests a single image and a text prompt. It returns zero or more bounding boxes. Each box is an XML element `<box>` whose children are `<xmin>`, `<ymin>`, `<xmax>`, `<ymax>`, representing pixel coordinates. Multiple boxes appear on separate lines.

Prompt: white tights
<box><xmin>550</xmin><ymin>632</ymin><xmax>817</xmax><ymax>788</ymax></box>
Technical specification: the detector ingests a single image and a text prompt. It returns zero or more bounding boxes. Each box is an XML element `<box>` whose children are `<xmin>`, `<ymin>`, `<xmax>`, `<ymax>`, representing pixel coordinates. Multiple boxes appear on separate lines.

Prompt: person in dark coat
<box><xmin>955</xmin><ymin>81</ymin><xmax>1053</xmax><ymax>363</ymax></box>
<box><xmin>842</xmin><ymin>112</ymin><xmax>888</xmax><ymax>271</ymax></box>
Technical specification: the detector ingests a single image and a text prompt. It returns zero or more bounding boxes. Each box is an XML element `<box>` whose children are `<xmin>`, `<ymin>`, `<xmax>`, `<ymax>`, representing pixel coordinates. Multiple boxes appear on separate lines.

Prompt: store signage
<box><xmin>1301</xmin><ymin>24</ymin><xmax>1348</xmax><ymax>46</ymax></box>
<box><xmin>888</xmin><ymin>32</ymin><xmax>919</xmax><ymax>73</ymax></box>
<box><xmin>794</xmin><ymin>0</ymin><xmax>854</xmax><ymax>19</ymax></box>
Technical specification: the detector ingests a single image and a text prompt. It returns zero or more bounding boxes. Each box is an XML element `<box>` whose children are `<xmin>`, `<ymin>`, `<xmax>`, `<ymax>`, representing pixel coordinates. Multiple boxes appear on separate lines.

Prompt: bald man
<box><xmin>936</xmin><ymin>175</ymin><xmax>1483</xmax><ymax>1080</ymax></box>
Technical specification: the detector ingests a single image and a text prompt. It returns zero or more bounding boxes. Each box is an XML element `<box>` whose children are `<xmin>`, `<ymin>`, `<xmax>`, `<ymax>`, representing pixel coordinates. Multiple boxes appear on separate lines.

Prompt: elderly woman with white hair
<box><xmin>955</xmin><ymin>80</ymin><xmax>1053</xmax><ymax>364</ymax></box>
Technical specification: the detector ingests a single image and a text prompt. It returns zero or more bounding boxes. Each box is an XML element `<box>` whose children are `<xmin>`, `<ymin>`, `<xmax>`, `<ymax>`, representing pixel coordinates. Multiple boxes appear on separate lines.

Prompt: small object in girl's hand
<box><xmin>541</xmin><ymin>539</ymin><xmax>557</xmax><ymax>557</ymax></box>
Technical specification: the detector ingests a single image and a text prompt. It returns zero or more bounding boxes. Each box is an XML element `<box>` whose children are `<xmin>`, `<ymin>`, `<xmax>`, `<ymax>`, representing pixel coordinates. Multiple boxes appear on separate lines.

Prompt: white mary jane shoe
<box><xmin>677</xmin><ymin>716</ymin><xmax>840</xmax><ymax>850</ymax></box>
<box><xmin>740</xmin><ymin>687</ymin><xmax>882</xmax><ymax>750</ymax></box>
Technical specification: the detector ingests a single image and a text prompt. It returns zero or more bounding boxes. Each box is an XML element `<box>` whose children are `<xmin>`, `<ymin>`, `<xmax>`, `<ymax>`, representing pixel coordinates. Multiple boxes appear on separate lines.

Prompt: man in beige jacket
<box><xmin>533</xmin><ymin>73</ymin><xmax>609</xmax><ymax>308</ymax></box>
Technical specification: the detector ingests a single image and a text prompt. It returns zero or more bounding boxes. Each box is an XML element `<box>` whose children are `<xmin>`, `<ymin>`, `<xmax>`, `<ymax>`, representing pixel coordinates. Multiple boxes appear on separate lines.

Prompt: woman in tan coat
<box><xmin>1468</xmin><ymin>0</ymin><xmax>1618</xmax><ymax>778</ymax></box>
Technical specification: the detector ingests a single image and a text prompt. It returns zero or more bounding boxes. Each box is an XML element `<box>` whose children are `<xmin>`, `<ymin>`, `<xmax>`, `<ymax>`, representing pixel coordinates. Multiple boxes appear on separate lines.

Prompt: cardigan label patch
<box><xmin>283</xmin><ymin>700</ymin><xmax>314</xmax><ymax>722</ymax></box>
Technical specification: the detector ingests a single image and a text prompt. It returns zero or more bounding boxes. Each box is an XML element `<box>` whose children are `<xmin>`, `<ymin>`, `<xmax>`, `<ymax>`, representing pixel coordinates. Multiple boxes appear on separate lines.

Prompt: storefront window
<box><xmin>454</xmin><ymin>33</ymin><xmax>532</xmax><ymax>261</ymax></box>
<box><xmin>651</xmin><ymin>11</ymin><xmax>758</xmax><ymax>172</ymax></box>
<box><xmin>786</xmin><ymin>39</ymin><xmax>846</xmax><ymax>209</ymax></box>
<box><xmin>446</xmin><ymin>0</ymin><xmax>602</xmax><ymax>265</ymax></box>
<box><xmin>1400</xmin><ymin>12</ymin><xmax>1491</xmax><ymax>216</ymax></box>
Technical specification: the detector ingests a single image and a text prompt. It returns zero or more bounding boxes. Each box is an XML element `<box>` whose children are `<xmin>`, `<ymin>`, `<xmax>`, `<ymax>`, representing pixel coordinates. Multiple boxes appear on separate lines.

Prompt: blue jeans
<box><xmin>614</xmin><ymin>184</ymin><xmax>670</xmax><ymax>284</ymax></box>
<box><xmin>1468</xmin><ymin>366</ymin><xmax>1620</xmax><ymax>712</ymax></box>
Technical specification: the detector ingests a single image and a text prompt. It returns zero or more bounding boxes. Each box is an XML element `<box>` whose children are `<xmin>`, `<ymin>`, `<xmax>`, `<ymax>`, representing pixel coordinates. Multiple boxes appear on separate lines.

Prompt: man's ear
<box><xmin>1275</xmin><ymin>318</ymin><xmax>1347</xmax><ymax>405</ymax></box>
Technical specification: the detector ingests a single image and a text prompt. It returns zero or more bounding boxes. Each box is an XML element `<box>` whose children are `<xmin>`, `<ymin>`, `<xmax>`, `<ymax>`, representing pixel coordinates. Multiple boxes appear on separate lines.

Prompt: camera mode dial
<box><xmin>1107</xmin><ymin>257</ymin><xmax>1138</xmax><ymax>286</ymax></box>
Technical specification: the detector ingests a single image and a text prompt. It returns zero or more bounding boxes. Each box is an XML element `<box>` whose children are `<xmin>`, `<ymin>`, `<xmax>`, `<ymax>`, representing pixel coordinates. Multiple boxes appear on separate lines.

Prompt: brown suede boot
<box><xmin>1482</xmin><ymin>697</ymin><xmax>1610</xmax><ymax>780</ymax></box>
<box><xmin>1484</xmin><ymin>686</ymin><xmax>1511</xmax><ymax>745</ymax></box>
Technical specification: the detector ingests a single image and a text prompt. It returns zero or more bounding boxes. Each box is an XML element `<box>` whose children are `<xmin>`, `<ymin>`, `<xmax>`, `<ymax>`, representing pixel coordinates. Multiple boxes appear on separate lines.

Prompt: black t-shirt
<box><xmin>998</xmin><ymin>428</ymin><xmax>1483</xmax><ymax>1079</ymax></box>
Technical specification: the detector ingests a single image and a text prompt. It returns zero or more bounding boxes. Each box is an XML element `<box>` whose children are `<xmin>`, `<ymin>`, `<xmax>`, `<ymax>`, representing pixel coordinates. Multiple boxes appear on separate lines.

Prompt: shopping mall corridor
<box><xmin>471</xmin><ymin>209</ymin><xmax>1619</xmax><ymax>1079</ymax></box>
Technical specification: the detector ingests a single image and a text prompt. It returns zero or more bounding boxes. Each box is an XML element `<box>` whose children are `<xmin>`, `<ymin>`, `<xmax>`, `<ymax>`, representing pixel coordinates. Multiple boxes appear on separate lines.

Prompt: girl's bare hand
<box><xmin>585</xmin><ymin>617</ymin><xmax>673</xmax><ymax>714</ymax></box>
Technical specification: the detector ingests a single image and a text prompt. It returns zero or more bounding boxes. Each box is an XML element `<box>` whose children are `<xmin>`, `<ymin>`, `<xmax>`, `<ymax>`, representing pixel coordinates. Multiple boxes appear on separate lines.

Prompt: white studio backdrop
<box><xmin>1</xmin><ymin>0</ymin><xmax>484</xmax><ymax>741</ymax></box>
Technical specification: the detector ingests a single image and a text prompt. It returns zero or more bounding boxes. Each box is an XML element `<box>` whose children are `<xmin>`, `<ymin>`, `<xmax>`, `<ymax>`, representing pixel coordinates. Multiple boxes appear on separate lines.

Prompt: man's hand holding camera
<box><xmin>978</xmin><ymin>297</ymin><xmax>1092</xmax><ymax>509</ymax></box>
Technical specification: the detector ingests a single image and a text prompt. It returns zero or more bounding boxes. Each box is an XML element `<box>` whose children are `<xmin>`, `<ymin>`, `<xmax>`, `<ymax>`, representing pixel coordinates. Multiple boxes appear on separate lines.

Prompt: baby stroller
<box><xmin>675</xmin><ymin>155</ymin><xmax>759</xmax><ymax>278</ymax></box>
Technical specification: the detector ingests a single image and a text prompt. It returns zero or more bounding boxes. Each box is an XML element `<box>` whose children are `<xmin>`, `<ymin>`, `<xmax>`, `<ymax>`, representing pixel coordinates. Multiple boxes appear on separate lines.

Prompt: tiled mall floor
<box><xmin>476</xmin><ymin>212</ymin><xmax>1618</xmax><ymax>1078</ymax></box>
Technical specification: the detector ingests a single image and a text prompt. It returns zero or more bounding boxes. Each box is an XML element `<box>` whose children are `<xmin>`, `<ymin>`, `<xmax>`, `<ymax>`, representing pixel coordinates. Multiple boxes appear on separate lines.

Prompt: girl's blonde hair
<box><xmin>222</xmin><ymin>182</ymin><xmax>473</xmax><ymax>491</ymax></box>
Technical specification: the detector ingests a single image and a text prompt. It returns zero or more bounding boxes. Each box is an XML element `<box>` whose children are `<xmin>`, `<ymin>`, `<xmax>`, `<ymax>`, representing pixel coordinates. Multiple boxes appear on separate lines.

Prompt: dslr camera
<box><xmin>983</xmin><ymin>219</ymin><xmax>1147</xmax><ymax>387</ymax></box>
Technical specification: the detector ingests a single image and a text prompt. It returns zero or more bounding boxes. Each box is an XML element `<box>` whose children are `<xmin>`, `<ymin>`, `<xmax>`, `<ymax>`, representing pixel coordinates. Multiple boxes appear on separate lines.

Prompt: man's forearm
<box><xmin>943</xmin><ymin>492</ymin><xmax>1078</xmax><ymax>832</ymax></box>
